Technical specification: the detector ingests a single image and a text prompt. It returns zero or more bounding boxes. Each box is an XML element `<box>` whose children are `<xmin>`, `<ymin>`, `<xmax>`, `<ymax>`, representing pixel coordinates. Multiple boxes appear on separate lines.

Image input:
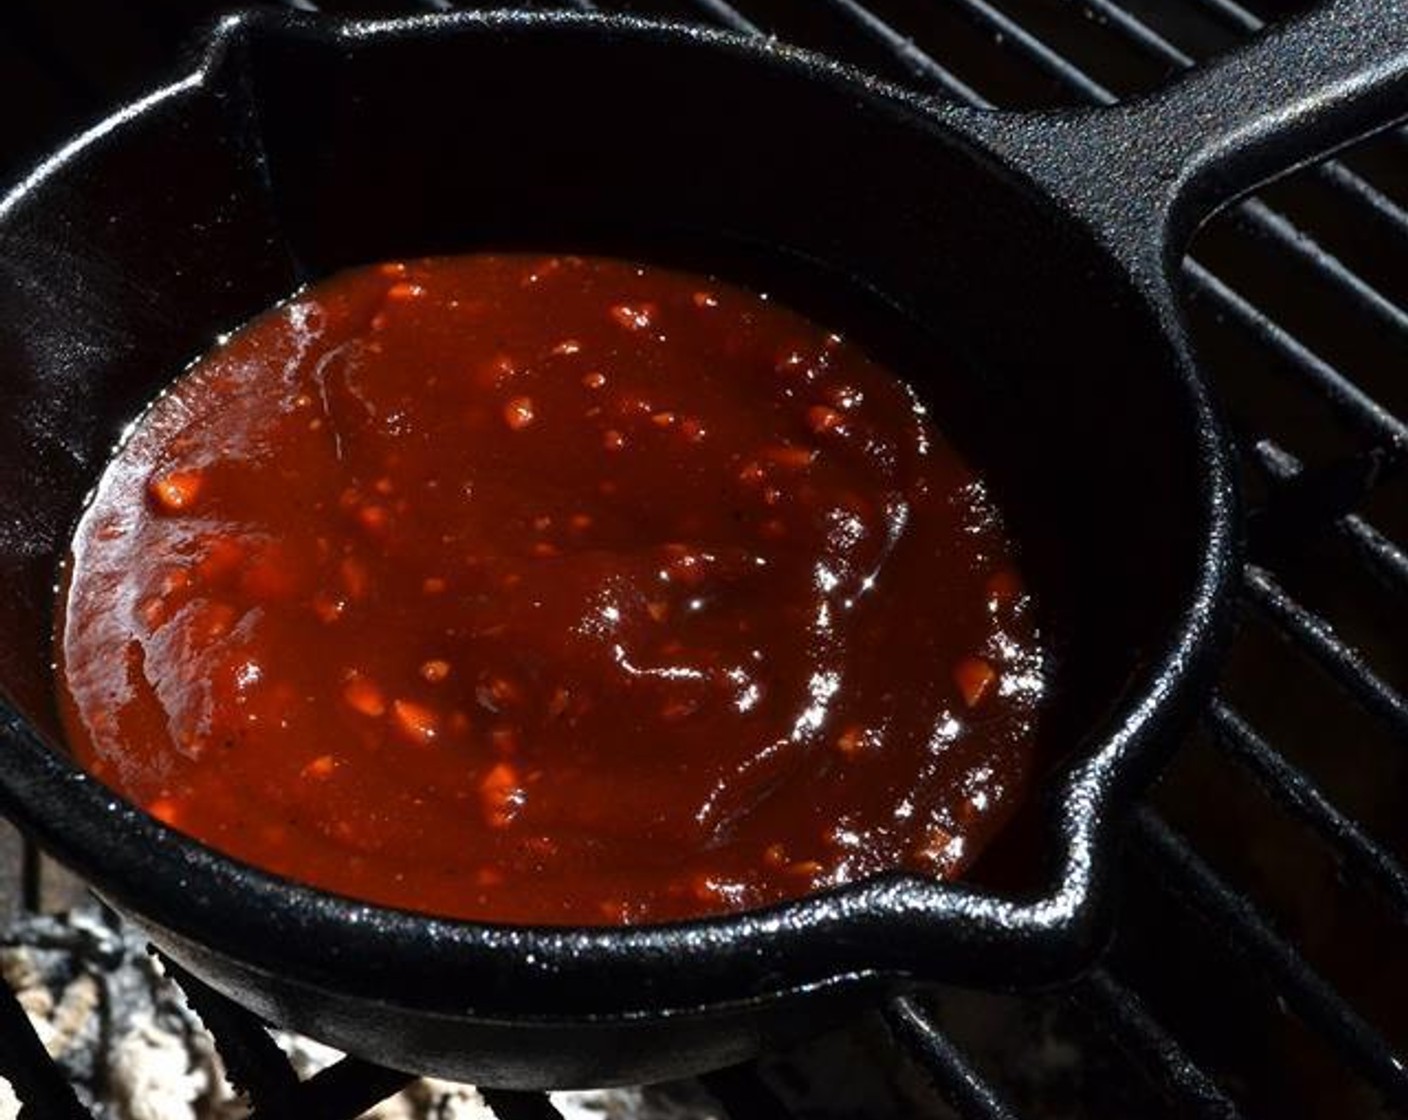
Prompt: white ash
<box><xmin>109</xmin><ymin>1013</ymin><xmax>232</xmax><ymax>1120</ymax></box>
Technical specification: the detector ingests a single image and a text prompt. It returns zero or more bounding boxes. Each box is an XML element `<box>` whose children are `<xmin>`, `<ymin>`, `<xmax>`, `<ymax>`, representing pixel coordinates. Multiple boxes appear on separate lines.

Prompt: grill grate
<box><xmin>0</xmin><ymin>0</ymin><xmax>1404</xmax><ymax>1116</ymax></box>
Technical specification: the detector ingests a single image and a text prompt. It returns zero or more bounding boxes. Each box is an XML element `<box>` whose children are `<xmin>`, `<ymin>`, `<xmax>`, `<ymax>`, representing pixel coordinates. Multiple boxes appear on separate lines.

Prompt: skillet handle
<box><xmin>949</xmin><ymin>0</ymin><xmax>1408</xmax><ymax>273</ymax></box>
<box><xmin>1138</xmin><ymin>0</ymin><xmax>1408</xmax><ymax>232</ymax></box>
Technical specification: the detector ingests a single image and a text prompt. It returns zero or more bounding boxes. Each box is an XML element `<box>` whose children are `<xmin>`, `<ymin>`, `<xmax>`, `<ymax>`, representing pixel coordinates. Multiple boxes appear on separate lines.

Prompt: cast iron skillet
<box><xmin>0</xmin><ymin>0</ymin><xmax>1404</xmax><ymax>1090</ymax></box>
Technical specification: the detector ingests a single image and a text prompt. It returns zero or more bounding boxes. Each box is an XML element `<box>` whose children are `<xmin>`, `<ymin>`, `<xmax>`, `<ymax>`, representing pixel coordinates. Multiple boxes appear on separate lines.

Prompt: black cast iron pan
<box><xmin>0</xmin><ymin>0</ymin><xmax>1403</xmax><ymax>1090</ymax></box>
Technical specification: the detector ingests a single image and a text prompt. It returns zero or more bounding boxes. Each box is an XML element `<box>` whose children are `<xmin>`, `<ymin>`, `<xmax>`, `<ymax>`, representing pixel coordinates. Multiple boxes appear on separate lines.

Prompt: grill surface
<box><xmin>0</xmin><ymin>1</ymin><xmax>1404</xmax><ymax>1117</ymax></box>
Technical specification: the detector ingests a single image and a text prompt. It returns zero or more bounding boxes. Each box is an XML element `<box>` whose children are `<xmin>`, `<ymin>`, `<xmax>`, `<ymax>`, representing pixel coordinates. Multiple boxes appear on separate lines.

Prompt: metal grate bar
<box><xmin>1207</xmin><ymin>700</ymin><xmax>1408</xmax><ymax>923</ymax></box>
<box><xmin>680</xmin><ymin>0</ymin><xmax>761</xmax><ymax>37</ymax></box>
<box><xmin>1068</xmin><ymin>967</ymin><xmax>1243</xmax><ymax>1119</ymax></box>
<box><xmin>1339</xmin><ymin>513</ymin><xmax>1408</xmax><ymax>595</ymax></box>
<box><xmin>1132</xmin><ymin>808</ymin><xmax>1408</xmax><ymax>1109</ymax></box>
<box><xmin>0</xmin><ymin>983</ymin><xmax>90</xmax><ymax>1119</ymax></box>
<box><xmin>480</xmin><ymin>1087</ymin><xmax>566</xmax><ymax>1119</ymax></box>
<box><xmin>282</xmin><ymin>1058</ymin><xmax>416</xmax><ymax>1120</ymax></box>
<box><xmin>948</xmin><ymin>0</ymin><xmax>1114</xmax><ymax>104</ymax></box>
<box><xmin>1253</xmin><ymin>440</ymin><xmax>1408</xmax><ymax>595</ymax></box>
<box><xmin>883</xmin><ymin>996</ymin><xmax>1019</xmax><ymax>1120</ymax></box>
<box><xmin>1076</xmin><ymin>0</ymin><xmax>1195</xmax><ymax>67</ymax></box>
<box><xmin>1184</xmin><ymin>260</ymin><xmax>1408</xmax><ymax>445</ymax></box>
<box><xmin>812</xmin><ymin>0</ymin><xmax>995</xmax><ymax>106</ymax></box>
<box><xmin>1184</xmin><ymin>0</ymin><xmax>1264</xmax><ymax>35</ymax></box>
<box><xmin>1230</xmin><ymin>198</ymin><xmax>1408</xmax><ymax>339</ymax></box>
<box><xmin>162</xmin><ymin>958</ymin><xmax>303</xmax><ymax>1111</ymax></box>
<box><xmin>1314</xmin><ymin>155</ymin><xmax>1408</xmax><ymax>248</ymax></box>
<box><xmin>1243</xmin><ymin>565</ymin><xmax>1408</xmax><ymax>735</ymax></box>
<box><xmin>1251</xmin><ymin>446</ymin><xmax>1400</xmax><ymax>551</ymax></box>
<box><xmin>669</xmin><ymin>0</ymin><xmax>749</xmax><ymax>35</ymax></box>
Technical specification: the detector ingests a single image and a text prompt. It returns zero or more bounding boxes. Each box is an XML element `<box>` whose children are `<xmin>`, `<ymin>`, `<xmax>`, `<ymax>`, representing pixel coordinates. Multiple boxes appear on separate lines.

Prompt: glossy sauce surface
<box><xmin>58</xmin><ymin>254</ymin><xmax>1045</xmax><ymax>924</ymax></box>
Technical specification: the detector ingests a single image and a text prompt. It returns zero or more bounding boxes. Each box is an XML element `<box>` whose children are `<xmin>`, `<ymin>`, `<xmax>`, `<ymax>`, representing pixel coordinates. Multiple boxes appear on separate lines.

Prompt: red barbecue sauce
<box><xmin>56</xmin><ymin>254</ymin><xmax>1045</xmax><ymax>925</ymax></box>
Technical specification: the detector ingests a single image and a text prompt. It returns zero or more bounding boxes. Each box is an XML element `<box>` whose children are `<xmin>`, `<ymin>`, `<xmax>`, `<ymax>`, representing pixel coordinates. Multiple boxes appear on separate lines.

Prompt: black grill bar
<box><xmin>1076</xmin><ymin>0</ymin><xmax>1196</xmax><ymax>67</ymax></box>
<box><xmin>669</xmin><ymin>0</ymin><xmax>751</xmax><ymax>37</ymax></box>
<box><xmin>883</xmin><ymin>996</ymin><xmax>1019</xmax><ymax>1120</ymax></box>
<box><xmin>1232</xmin><ymin>199</ymin><xmax>1408</xmax><ymax>338</ymax></box>
<box><xmin>1338</xmin><ymin>513</ymin><xmax>1408</xmax><ymax>595</ymax></box>
<box><xmin>162</xmin><ymin>958</ymin><xmax>304</xmax><ymax>1111</ymax></box>
<box><xmin>1315</xmin><ymin>157</ymin><xmax>1408</xmax><ymax>244</ymax></box>
<box><xmin>1185</xmin><ymin>0</ymin><xmax>1264</xmax><ymax>34</ymax></box>
<box><xmin>948</xmin><ymin>0</ymin><xmax>1113</xmax><ymax>103</ymax></box>
<box><xmin>1253</xmin><ymin>442</ymin><xmax>1402</xmax><ymax>542</ymax></box>
<box><xmin>1254</xmin><ymin>440</ymin><xmax>1408</xmax><ymax>594</ymax></box>
<box><xmin>1067</xmin><ymin>968</ymin><xmax>1243</xmax><ymax>1120</ymax></box>
<box><xmin>811</xmin><ymin>0</ymin><xmax>995</xmax><ymax>105</ymax></box>
<box><xmin>292</xmin><ymin>1059</ymin><xmax>418</xmax><ymax>1120</ymax></box>
<box><xmin>1243</xmin><ymin>566</ymin><xmax>1408</xmax><ymax>735</ymax></box>
<box><xmin>0</xmin><ymin>983</ymin><xmax>89</xmax><ymax>1120</ymax></box>
<box><xmin>1185</xmin><ymin>261</ymin><xmax>1407</xmax><ymax>445</ymax></box>
<box><xmin>1206</xmin><ymin>700</ymin><xmax>1408</xmax><ymax>923</ymax></box>
<box><xmin>680</xmin><ymin>0</ymin><xmax>761</xmax><ymax>37</ymax></box>
<box><xmin>480</xmin><ymin>1087</ymin><xmax>567</xmax><ymax>1119</ymax></box>
<box><xmin>1131</xmin><ymin>808</ymin><xmax>1408</xmax><ymax>1111</ymax></box>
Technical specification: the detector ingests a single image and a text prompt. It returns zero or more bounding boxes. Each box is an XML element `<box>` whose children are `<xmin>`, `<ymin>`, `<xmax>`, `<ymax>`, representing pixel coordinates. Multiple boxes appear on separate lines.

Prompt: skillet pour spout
<box><xmin>0</xmin><ymin>0</ymin><xmax>1405</xmax><ymax>1089</ymax></box>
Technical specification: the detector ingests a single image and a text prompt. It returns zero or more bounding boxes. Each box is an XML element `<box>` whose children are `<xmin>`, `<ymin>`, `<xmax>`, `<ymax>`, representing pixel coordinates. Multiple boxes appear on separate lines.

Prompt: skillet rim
<box><xmin>0</xmin><ymin>6</ymin><xmax>1239</xmax><ymax>1019</ymax></box>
